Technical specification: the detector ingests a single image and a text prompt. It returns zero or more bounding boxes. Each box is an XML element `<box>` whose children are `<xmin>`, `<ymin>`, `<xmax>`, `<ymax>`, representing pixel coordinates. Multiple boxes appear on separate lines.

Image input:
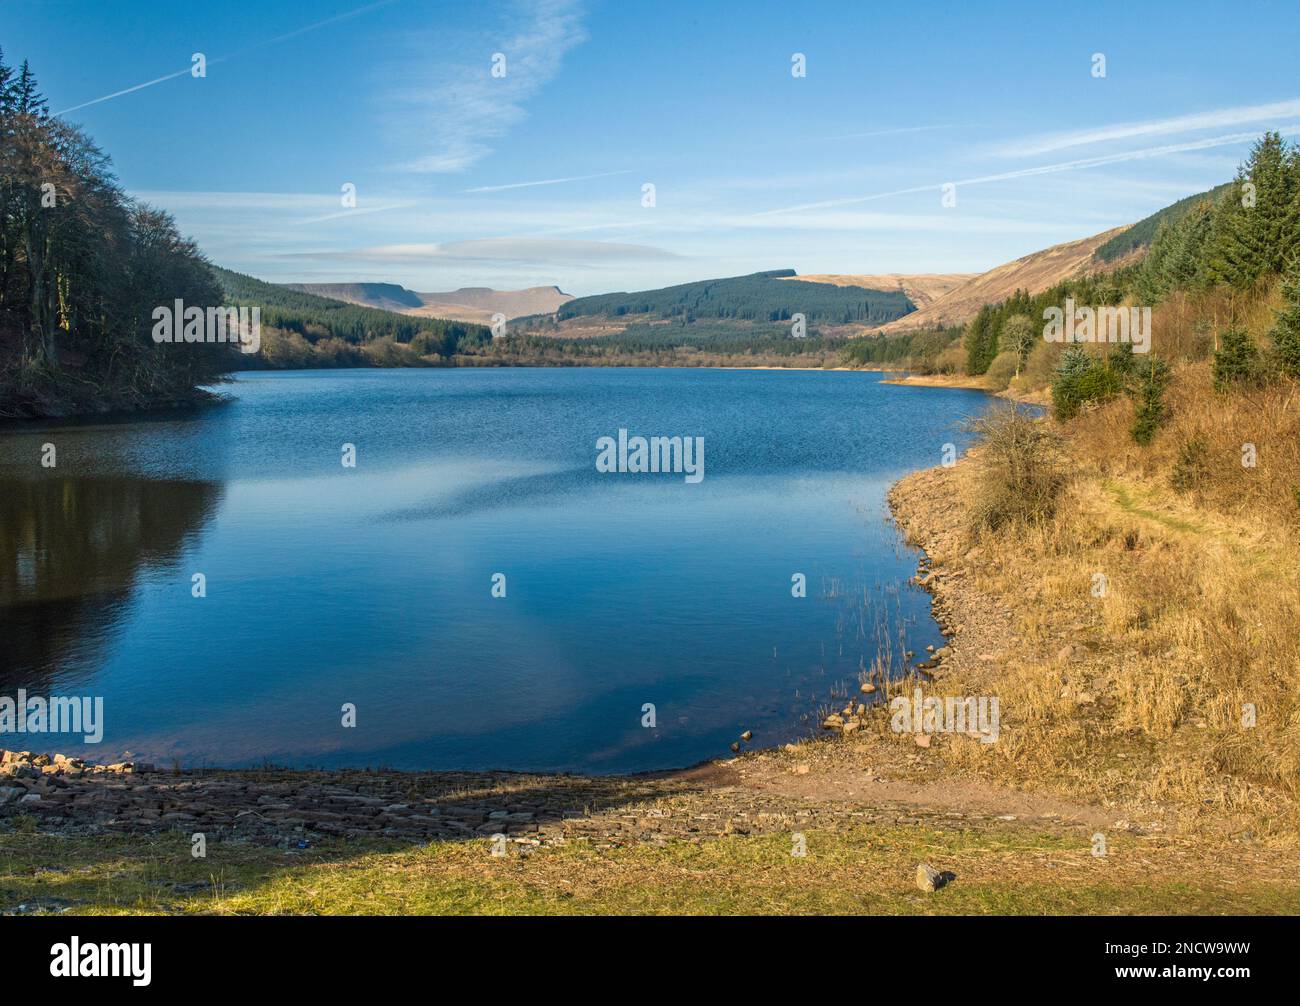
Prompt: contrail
<box><xmin>54</xmin><ymin>0</ymin><xmax>399</xmax><ymax>116</ymax></box>
<box><xmin>754</xmin><ymin>128</ymin><xmax>1300</xmax><ymax>217</ymax></box>
<box><xmin>814</xmin><ymin>124</ymin><xmax>957</xmax><ymax>142</ymax></box>
<box><xmin>997</xmin><ymin>97</ymin><xmax>1300</xmax><ymax>157</ymax></box>
<box><xmin>463</xmin><ymin>170</ymin><xmax>634</xmax><ymax>194</ymax></box>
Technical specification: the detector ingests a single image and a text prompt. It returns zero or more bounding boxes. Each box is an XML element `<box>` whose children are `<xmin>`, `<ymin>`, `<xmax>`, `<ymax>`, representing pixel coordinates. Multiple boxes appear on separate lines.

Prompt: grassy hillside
<box><xmin>554</xmin><ymin>269</ymin><xmax>915</xmax><ymax>326</ymax></box>
<box><xmin>876</xmin><ymin>226</ymin><xmax>1132</xmax><ymax>335</ymax></box>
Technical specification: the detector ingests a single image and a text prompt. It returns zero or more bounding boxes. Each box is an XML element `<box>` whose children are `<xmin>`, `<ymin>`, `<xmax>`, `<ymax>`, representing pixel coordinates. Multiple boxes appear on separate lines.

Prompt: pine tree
<box><xmin>1130</xmin><ymin>356</ymin><xmax>1171</xmax><ymax>445</ymax></box>
<box><xmin>963</xmin><ymin>305</ymin><xmax>997</xmax><ymax>375</ymax></box>
<box><xmin>1203</xmin><ymin>133</ymin><xmax>1299</xmax><ymax>287</ymax></box>
<box><xmin>1270</xmin><ymin>255</ymin><xmax>1300</xmax><ymax>378</ymax></box>
<box><xmin>1213</xmin><ymin>327</ymin><xmax>1260</xmax><ymax>389</ymax></box>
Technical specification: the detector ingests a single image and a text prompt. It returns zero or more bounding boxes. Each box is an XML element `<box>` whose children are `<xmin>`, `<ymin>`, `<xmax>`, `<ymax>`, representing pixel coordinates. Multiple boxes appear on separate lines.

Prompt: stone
<box><xmin>916</xmin><ymin>863</ymin><xmax>951</xmax><ymax>892</ymax></box>
<box><xmin>740</xmin><ymin>730</ymin><xmax>752</xmax><ymax>742</ymax></box>
<box><xmin>913</xmin><ymin>733</ymin><xmax>931</xmax><ymax>748</ymax></box>
<box><xmin>860</xmin><ymin>683</ymin><xmax>876</xmax><ymax>694</ymax></box>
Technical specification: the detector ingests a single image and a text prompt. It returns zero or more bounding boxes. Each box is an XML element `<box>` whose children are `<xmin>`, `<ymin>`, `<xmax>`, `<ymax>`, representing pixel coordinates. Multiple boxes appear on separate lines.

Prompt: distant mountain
<box><xmin>284</xmin><ymin>281</ymin><xmax>573</xmax><ymax>324</ymax></box>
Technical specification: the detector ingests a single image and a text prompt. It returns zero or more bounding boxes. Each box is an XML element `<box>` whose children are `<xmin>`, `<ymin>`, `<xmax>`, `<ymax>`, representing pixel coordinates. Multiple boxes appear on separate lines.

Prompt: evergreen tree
<box><xmin>963</xmin><ymin>305</ymin><xmax>998</xmax><ymax>375</ymax></box>
<box><xmin>1269</xmin><ymin>254</ymin><xmax>1300</xmax><ymax>378</ymax></box>
<box><xmin>1212</xmin><ymin>327</ymin><xmax>1260</xmax><ymax>389</ymax></box>
<box><xmin>1202</xmin><ymin>133</ymin><xmax>1300</xmax><ymax>287</ymax></box>
<box><xmin>1129</xmin><ymin>355</ymin><xmax>1171</xmax><ymax>445</ymax></box>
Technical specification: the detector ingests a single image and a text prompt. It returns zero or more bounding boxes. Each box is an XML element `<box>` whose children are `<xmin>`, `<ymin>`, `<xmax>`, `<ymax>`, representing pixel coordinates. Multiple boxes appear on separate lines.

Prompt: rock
<box><xmin>0</xmin><ymin>787</ymin><xmax>25</xmax><ymax>804</ymax></box>
<box><xmin>792</xmin><ymin>763</ymin><xmax>809</xmax><ymax>775</ymax></box>
<box><xmin>916</xmin><ymin>863</ymin><xmax>952</xmax><ymax>892</ymax></box>
<box><xmin>925</xmin><ymin>644</ymin><xmax>936</xmax><ymax>652</ymax></box>
<box><xmin>1057</xmin><ymin>645</ymin><xmax>1075</xmax><ymax>663</ymax></box>
<box><xmin>841</xmin><ymin>722</ymin><xmax>860</xmax><ymax>735</ymax></box>
<box><xmin>18</xmin><ymin>792</ymin><xmax>41</xmax><ymax>805</ymax></box>
<box><xmin>821</xmin><ymin>715</ymin><xmax>844</xmax><ymax>729</ymax></box>
<box><xmin>740</xmin><ymin>730</ymin><xmax>752</xmax><ymax>742</ymax></box>
<box><xmin>729</xmin><ymin>742</ymin><xmax>740</xmax><ymax>753</ymax></box>
<box><xmin>913</xmin><ymin>733</ymin><xmax>931</xmax><ymax>748</ymax></box>
<box><xmin>934</xmin><ymin>646</ymin><xmax>952</xmax><ymax>660</ymax></box>
<box><xmin>860</xmin><ymin>683</ymin><xmax>877</xmax><ymax>694</ymax></box>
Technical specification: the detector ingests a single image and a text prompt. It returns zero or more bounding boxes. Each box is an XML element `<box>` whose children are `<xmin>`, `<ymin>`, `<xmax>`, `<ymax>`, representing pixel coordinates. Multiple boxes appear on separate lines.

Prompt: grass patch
<box><xmin>4</xmin><ymin>826</ymin><xmax>1298</xmax><ymax>916</ymax></box>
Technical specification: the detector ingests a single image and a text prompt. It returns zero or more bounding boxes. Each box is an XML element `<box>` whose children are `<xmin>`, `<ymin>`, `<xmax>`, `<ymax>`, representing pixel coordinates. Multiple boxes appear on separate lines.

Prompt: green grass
<box><xmin>4</xmin><ymin>825</ymin><xmax>1297</xmax><ymax>916</ymax></box>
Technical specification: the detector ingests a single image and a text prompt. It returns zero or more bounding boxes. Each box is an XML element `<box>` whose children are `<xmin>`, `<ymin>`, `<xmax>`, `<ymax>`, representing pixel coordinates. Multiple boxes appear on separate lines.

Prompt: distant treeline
<box><xmin>213</xmin><ymin>267</ymin><xmax>492</xmax><ymax>369</ymax></box>
<box><xmin>0</xmin><ymin>50</ymin><xmax>232</xmax><ymax>418</ymax></box>
<box><xmin>540</xmin><ymin>270</ymin><xmax>915</xmax><ymax>327</ymax></box>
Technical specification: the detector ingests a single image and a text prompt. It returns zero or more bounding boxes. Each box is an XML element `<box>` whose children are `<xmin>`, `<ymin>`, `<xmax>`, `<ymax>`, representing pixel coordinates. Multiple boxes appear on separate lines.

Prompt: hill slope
<box><xmin>284</xmin><ymin>281</ymin><xmax>573</xmax><ymax>324</ymax></box>
<box><xmin>779</xmin><ymin>273</ymin><xmax>975</xmax><ymax>310</ymax></box>
<box><xmin>554</xmin><ymin>269</ymin><xmax>915</xmax><ymax>327</ymax></box>
<box><xmin>874</xmin><ymin>226</ymin><xmax>1131</xmax><ymax>334</ymax></box>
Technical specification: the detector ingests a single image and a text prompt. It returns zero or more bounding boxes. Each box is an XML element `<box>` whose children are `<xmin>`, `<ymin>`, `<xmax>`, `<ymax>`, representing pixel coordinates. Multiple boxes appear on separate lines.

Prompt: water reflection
<box><xmin>0</xmin><ymin>476</ymin><xmax>223</xmax><ymax>689</ymax></box>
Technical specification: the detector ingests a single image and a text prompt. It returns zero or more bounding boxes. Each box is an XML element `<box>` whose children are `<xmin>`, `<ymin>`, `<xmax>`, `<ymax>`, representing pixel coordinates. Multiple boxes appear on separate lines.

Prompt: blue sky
<box><xmin>5</xmin><ymin>0</ymin><xmax>1300</xmax><ymax>294</ymax></box>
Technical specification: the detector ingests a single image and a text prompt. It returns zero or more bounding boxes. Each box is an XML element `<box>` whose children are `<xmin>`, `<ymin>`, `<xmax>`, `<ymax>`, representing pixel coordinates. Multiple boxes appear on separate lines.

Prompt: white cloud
<box><xmin>286</xmin><ymin>237</ymin><xmax>680</xmax><ymax>265</ymax></box>
<box><xmin>387</xmin><ymin>0</ymin><xmax>587</xmax><ymax>173</ymax></box>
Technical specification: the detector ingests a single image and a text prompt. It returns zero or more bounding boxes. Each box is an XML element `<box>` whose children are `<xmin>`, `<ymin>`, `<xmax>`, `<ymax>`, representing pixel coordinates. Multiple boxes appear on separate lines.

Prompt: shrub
<box><xmin>1170</xmin><ymin>437</ymin><xmax>1210</xmax><ymax>494</ymax></box>
<box><xmin>1052</xmin><ymin>347</ymin><xmax>1123</xmax><ymax>420</ymax></box>
<box><xmin>966</xmin><ymin>405</ymin><xmax>1066</xmax><ymax>531</ymax></box>
<box><xmin>933</xmin><ymin>345</ymin><xmax>967</xmax><ymax>374</ymax></box>
<box><xmin>1212</xmin><ymin>327</ymin><xmax>1260</xmax><ymax>389</ymax></box>
<box><xmin>983</xmin><ymin>350</ymin><xmax>1020</xmax><ymax>391</ymax></box>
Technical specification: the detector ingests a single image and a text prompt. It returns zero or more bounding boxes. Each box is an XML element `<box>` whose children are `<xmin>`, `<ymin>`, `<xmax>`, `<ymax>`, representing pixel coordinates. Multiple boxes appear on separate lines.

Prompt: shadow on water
<box><xmin>0</xmin><ymin>476</ymin><xmax>225</xmax><ymax>690</ymax></box>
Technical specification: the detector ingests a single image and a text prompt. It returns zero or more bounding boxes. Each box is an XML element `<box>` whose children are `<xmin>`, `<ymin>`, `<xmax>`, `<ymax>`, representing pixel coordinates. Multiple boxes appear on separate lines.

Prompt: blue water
<box><xmin>0</xmin><ymin>368</ymin><xmax>994</xmax><ymax>773</ymax></box>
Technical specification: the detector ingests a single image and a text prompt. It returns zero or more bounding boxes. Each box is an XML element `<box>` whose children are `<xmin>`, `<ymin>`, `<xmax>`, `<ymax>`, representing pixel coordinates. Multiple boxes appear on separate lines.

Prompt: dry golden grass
<box><xmin>924</xmin><ymin>362</ymin><xmax>1300</xmax><ymax>841</ymax></box>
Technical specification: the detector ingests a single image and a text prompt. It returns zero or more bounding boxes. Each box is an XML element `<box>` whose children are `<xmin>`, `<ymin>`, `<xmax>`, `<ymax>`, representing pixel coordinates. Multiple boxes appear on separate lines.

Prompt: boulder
<box><xmin>916</xmin><ymin>863</ymin><xmax>953</xmax><ymax>892</ymax></box>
